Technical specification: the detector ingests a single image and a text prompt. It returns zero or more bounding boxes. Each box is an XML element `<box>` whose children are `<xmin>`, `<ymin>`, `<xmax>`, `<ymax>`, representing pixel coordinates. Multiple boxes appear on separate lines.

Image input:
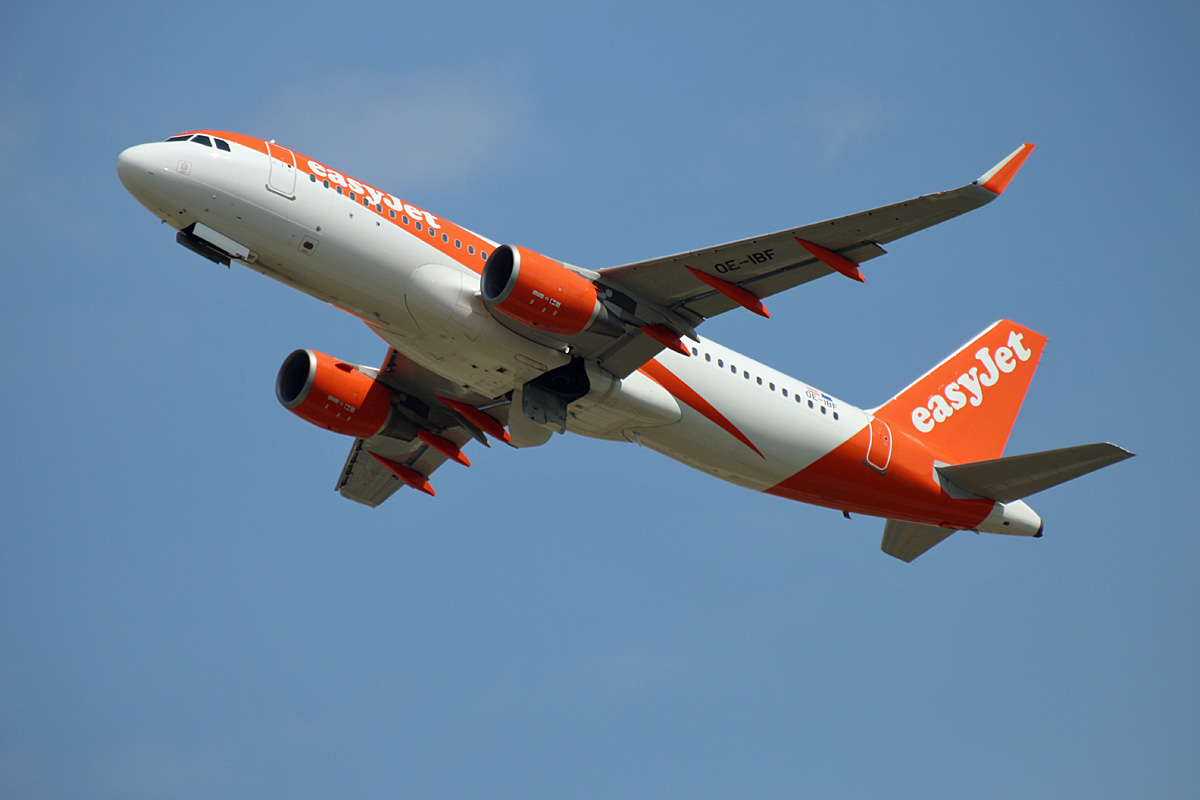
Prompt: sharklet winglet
<box><xmin>977</xmin><ymin>143</ymin><xmax>1035</xmax><ymax>195</ymax></box>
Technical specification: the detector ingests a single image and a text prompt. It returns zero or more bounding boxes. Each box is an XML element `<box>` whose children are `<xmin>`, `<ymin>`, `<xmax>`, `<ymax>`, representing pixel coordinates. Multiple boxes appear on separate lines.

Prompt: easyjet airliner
<box><xmin>117</xmin><ymin>132</ymin><xmax>1131</xmax><ymax>560</ymax></box>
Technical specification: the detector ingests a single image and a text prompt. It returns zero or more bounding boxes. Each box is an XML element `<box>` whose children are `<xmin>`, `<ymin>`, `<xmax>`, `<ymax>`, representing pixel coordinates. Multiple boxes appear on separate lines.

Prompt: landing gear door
<box><xmin>864</xmin><ymin>416</ymin><xmax>892</xmax><ymax>475</ymax></box>
<box><xmin>266</xmin><ymin>141</ymin><xmax>297</xmax><ymax>199</ymax></box>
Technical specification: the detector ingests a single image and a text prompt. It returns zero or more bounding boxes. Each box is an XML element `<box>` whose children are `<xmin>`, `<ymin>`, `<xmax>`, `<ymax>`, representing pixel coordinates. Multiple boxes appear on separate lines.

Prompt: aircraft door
<box><xmin>266</xmin><ymin>141</ymin><xmax>297</xmax><ymax>198</ymax></box>
<box><xmin>864</xmin><ymin>416</ymin><xmax>892</xmax><ymax>475</ymax></box>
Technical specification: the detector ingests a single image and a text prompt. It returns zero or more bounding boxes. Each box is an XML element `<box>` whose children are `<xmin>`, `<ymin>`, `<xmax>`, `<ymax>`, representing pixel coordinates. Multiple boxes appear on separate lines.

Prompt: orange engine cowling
<box><xmin>276</xmin><ymin>349</ymin><xmax>416</xmax><ymax>440</ymax></box>
<box><xmin>481</xmin><ymin>244</ymin><xmax>622</xmax><ymax>338</ymax></box>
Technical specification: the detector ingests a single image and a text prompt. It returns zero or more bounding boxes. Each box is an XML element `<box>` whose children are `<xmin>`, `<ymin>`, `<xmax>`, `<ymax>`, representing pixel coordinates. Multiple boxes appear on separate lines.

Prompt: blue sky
<box><xmin>2</xmin><ymin>1</ymin><xmax>1197</xmax><ymax>797</ymax></box>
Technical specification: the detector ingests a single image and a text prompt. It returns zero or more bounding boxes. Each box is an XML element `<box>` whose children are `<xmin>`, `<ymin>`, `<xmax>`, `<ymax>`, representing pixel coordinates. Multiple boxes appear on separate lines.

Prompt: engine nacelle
<box><xmin>481</xmin><ymin>244</ymin><xmax>622</xmax><ymax>338</ymax></box>
<box><xmin>276</xmin><ymin>349</ymin><xmax>416</xmax><ymax>440</ymax></box>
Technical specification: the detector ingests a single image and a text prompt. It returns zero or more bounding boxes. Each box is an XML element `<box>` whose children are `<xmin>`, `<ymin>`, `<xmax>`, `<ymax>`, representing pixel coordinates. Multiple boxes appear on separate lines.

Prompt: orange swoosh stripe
<box><xmin>639</xmin><ymin>359</ymin><xmax>765</xmax><ymax>459</ymax></box>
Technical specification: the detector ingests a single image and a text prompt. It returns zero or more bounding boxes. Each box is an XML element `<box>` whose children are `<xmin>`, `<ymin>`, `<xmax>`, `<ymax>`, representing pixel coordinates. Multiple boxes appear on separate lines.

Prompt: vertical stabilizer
<box><xmin>874</xmin><ymin>321</ymin><xmax>1047</xmax><ymax>464</ymax></box>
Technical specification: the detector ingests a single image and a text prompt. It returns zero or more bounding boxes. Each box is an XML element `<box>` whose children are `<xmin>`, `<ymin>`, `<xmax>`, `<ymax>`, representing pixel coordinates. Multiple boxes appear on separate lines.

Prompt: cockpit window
<box><xmin>164</xmin><ymin>133</ymin><xmax>232</xmax><ymax>150</ymax></box>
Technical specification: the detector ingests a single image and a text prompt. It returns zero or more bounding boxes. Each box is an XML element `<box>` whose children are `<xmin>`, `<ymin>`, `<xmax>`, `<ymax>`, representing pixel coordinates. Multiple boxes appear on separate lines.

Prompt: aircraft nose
<box><xmin>116</xmin><ymin>144</ymin><xmax>162</xmax><ymax>194</ymax></box>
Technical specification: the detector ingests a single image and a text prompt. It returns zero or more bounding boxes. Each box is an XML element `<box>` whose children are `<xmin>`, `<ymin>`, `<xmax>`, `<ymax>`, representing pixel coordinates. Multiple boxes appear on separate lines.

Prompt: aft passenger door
<box><xmin>864</xmin><ymin>416</ymin><xmax>892</xmax><ymax>475</ymax></box>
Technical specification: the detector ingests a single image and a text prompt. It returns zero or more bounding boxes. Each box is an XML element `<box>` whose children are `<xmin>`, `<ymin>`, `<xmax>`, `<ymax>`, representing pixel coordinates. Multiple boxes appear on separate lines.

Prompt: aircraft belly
<box><xmin>634</xmin><ymin>402</ymin><xmax>859</xmax><ymax>490</ymax></box>
<box><xmin>627</xmin><ymin>343</ymin><xmax>866</xmax><ymax>490</ymax></box>
<box><xmin>566</xmin><ymin>366</ymin><xmax>682</xmax><ymax>440</ymax></box>
<box><xmin>371</xmin><ymin>300</ymin><xmax>571</xmax><ymax>400</ymax></box>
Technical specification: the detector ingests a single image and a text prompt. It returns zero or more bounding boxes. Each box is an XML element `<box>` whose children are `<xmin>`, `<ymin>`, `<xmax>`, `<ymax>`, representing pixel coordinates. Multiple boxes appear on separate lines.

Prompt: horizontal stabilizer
<box><xmin>881</xmin><ymin>519</ymin><xmax>956</xmax><ymax>562</ymax></box>
<box><xmin>937</xmin><ymin>443</ymin><xmax>1134</xmax><ymax>503</ymax></box>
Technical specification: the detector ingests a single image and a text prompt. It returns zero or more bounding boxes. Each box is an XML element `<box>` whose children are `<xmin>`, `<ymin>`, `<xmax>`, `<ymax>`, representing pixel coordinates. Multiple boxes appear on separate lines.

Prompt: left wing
<box><xmin>334</xmin><ymin>347</ymin><xmax>497</xmax><ymax>506</ymax></box>
<box><xmin>336</xmin><ymin>434</ymin><xmax>458</xmax><ymax>507</ymax></box>
<box><xmin>590</xmin><ymin>144</ymin><xmax>1034</xmax><ymax>377</ymax></box>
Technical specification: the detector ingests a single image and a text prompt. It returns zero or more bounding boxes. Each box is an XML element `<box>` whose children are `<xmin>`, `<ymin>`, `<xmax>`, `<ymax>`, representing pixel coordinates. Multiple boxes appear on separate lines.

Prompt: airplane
<box><xmin>116</xmin><ymin>131</ymin><xmax>1132</xmax><ymax>561</ymax></box>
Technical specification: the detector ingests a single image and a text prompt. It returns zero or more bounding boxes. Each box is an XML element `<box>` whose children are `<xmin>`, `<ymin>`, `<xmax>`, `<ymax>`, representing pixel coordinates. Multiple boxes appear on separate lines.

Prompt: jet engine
<box><xmin>276</xmin><ymin>349</ymin><xmax>416</xmax><ymax>440</ymax></box>
<box><xmin>481</xmin><ymin>245</ymin><xmax>623</xmax><ymax>339</ymax></box>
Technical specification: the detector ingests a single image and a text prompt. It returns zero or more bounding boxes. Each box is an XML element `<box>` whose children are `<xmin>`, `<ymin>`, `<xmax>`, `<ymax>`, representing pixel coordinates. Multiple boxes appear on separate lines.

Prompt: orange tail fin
<box><xmin>873</xmin><ymin>320</ymin><xmax>1047</xmax><ymax>464</ymax></box>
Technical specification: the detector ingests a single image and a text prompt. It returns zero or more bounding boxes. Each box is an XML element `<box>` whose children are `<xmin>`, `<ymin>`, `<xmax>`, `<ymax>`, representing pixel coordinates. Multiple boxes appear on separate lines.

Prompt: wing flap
<box><xmin>337</xmin><ymin>438</ymin><xmax>405</xmax><ymax>507</ymax></box>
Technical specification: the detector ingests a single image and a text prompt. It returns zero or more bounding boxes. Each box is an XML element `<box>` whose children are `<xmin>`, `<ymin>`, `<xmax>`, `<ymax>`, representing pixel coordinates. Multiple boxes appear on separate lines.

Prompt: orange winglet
<box><xmin>978</xmin><ymin>143</ymin><xmax>1035</xmax><ymax>195</ymax></box>
<box><xmin>685</xmin><ymin>266</ymin><xmax>770</xmax><ymax>318</ymax></box>
<box><xmin>639</xmin><ymin>324</ymin><xmax>691</xmax><ymax>356</ymax></box>
<box><xmin>417</xmin><ymin>429</ymin><xmax>472</xmax><ymax>467</ymax></box>
<box><xmin>370</xmin><ymin>453</ymin><xmax>436</xmax><ymax>496</ymax></box>
<box><xmin>435</xmin><ymin>396</ymin><xmax>513</xmax><ymax>444</ymax></box>
<box><xmin>795</xmin><ymin>238</ymin><xmax>865</xmax><ymax>283</ymax></box>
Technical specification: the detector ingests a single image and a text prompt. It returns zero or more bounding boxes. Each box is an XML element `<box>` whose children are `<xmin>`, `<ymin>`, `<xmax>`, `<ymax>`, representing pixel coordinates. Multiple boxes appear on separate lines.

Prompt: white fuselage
<box><xmin>118</xmin><ymin>137</ymin><xmax>858</xmax><ymax>489</ymax></box>
<box><xmin>117</xmin><ymin>132</ymin><xmax>1043</xmax><ymax>537</ymax></box>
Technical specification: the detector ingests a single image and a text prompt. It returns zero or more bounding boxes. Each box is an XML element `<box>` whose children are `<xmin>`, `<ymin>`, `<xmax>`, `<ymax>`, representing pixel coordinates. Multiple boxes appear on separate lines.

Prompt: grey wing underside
<box><xmin>588</xmin><ymin>150</ymin><xmax>1026</xmax><ymax>378</ymax></box>
<box><xmin>335</xmin><ymin>436</ymin><xmax>457</xmax><ymax>507</ymax></box>
<box><xmin>600</xmin><ymin>182</ymin><xmax>999</xmax><ymax>315</ymax></box>
<box><xmin>334</xmin><ymin>345</ymin><xmax>483</xmax><ymax>507</ymax></box>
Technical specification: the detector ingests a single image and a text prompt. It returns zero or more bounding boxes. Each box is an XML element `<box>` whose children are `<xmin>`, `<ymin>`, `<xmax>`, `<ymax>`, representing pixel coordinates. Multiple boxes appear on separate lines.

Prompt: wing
<box><xmin>336</xmin><ymin>434</ymin><xmax>457</xmax><ymax>507</ymax></box>
<box><xmin>591</xmin><ymin>144</ymin><xmax>1035</xmax><ymax>377</ymax></box>
<box><xmin>334</xmin><ymin>346</ymin><xmax>492</xmax><ymax>507</ymax></box>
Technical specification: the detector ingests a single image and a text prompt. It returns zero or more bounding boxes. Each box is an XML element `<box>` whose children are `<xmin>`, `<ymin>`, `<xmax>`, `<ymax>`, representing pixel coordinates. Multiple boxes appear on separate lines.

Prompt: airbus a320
<box><xmin>117</xmin><ymin>132</ymin><xmax>1131</xmax><ymax>560</ymax></box>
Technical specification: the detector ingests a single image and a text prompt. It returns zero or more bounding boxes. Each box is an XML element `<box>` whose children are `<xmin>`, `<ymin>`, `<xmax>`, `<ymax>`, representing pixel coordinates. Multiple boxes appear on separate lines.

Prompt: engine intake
<box><xmin>276</xmin><ymin>349</ymin><xmax>416</xmax><ymax>440</ymax></box>
<box><xmin>481</xmin><ymin>244</ymin><xmax>622</xmax><ymax>338</ymax></box>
